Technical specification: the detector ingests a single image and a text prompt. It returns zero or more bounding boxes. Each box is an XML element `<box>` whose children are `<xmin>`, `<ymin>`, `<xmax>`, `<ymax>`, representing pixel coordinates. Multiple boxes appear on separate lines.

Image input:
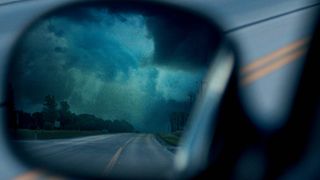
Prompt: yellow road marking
<box><xmin>241</xmin><ymin>38</ymin><xmax>309</xmax><ymax>74</ymax></box>
<box><xmin>242</xmin><ymin>48</ymin><xmax>306</xmax><ymax>85</ymax></box>
<box><xmin>102</xmin><ymin>137</ymin><xmax>136</xmax><ymax>176</ymax></box>
<box><xmin>241</xmin><ymin>38</ymin><xmax>309</xmax><ymax>85</ymax></box>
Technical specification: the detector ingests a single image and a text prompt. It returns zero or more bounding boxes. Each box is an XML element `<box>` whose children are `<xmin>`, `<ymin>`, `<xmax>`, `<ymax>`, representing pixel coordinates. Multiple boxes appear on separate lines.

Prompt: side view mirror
<box><xmin>3</xmin><ymin>1</ymin><xmax>237</xmax><ymax>179</ymax></box>
<box><xmin>3</xmin><ymin>1</ymin><xmax>319</xmax><ymax>179</ymax></box>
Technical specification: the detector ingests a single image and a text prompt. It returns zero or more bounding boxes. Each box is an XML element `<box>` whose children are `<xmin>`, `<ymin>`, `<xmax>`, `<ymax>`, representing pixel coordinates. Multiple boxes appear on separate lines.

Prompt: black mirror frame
<box><xmin>2</xmin><ymin>0</ymin><xmax>237</xmax><ymax>179</ymax></box>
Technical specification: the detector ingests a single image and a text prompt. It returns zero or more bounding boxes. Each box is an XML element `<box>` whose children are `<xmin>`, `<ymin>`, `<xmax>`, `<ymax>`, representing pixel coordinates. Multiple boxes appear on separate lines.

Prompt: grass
<box><xmin>13</xmin><ymin>129</ymin><xmax>108</xmax><ymax>140</ymax></box>
<box><xmin>157</xmin><ymin>132</ymin><xmax>182</xmax><ymax>146</ymax></box>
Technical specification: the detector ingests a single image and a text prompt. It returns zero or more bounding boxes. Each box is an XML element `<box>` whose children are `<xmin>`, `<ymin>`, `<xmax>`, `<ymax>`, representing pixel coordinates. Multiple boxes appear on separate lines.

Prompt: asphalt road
<box><xmin>16</xmin><ymin>133</ymin><xmax>174</xmax><ymax>179</ymax></box>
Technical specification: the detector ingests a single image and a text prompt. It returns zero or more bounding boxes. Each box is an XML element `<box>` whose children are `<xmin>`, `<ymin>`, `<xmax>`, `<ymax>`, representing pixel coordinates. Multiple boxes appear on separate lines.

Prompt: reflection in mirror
<box><xmin>6</xmin><ymin>1</ymin><xmax>221</xmax><ymax>179</ymax></box>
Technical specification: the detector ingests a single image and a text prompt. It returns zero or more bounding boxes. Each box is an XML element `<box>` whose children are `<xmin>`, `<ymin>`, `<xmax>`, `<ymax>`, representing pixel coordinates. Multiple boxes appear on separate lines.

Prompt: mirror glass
<box><xmin>6</xmin><ymin>1</ymin><xmax>222</xmax><ymax>178</ymax></box>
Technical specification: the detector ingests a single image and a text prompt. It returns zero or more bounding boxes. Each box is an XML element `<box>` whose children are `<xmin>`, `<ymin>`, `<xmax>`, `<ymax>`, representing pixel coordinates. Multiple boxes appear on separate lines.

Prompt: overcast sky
<box><xmin>9</xmin><ymin>4</ymin><xmax>218</xmax><ymax>132</ymax></box>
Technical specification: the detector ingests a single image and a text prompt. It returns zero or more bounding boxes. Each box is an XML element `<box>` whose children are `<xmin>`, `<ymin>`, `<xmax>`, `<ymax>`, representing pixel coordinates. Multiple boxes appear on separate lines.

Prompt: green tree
<box><xmin>6</xmin><ymin>83</ymin><xmax>18</xmax><ymax>129</ymax></box>
<box><xmin>32</xmin><ymin>112</ymin><xmax>44</xmax><ymax>129</ymax></box>
<box><xmin>59</xmin><ymin>101</ymin><xmax>70</xmax><ymax>113</ymax></box>
<box><xmin>42</xmin><ymin>95</ymin><xmax>58</xmax><ymax>129</ymax></box>
<box><xmin>109</xmin><ymin>120</ymin><xmax>134</xmax><ymax>133</ymax></box>
<box><xmin>59</xmin><ymin>101</ymin><xmax>71</xmax><ymax>129</ymax></box>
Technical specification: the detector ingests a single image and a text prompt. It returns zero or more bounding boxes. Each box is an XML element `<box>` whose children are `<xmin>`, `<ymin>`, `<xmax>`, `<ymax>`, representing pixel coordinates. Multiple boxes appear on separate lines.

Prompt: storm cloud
<box><xmin>146</xmin><ymin>15</ymin><xmax>220</xmax><ymax>70</ymax></box>
<box><xmin>9</xmin><ymin>4</ymin><xmax>217</xmax><ymax>132</ymax></box>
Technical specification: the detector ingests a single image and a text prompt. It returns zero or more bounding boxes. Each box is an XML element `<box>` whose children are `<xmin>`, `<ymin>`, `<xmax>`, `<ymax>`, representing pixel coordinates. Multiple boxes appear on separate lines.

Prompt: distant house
<box><xmin>54</xmin><ymin>120</ymin><xmax>61</xmax><ymax>129</ymax></box>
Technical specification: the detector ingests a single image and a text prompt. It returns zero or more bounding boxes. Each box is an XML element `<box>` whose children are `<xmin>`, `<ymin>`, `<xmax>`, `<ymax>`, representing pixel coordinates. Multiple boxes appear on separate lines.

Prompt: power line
<box><xmin>225</xmin><ymin>2</ymin><xmax>320</xmax><ymax>33</ymax></box>
<box><xmin>0</xmin><ymin>0</ymin><xmax>319</xmax><ymax>34</ymax></box>
<box><xmin>0</xmin><ymin>0</ymin><xmax>35</xmax><ymax>7</ymax></box>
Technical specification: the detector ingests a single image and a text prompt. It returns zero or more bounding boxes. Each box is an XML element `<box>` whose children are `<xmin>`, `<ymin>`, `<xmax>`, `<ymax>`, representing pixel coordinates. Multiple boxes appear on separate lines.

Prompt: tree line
<box><xmin>11</xmin><ymin>95</ymin><xmax>135</xmax><ymax>133</ymax></box>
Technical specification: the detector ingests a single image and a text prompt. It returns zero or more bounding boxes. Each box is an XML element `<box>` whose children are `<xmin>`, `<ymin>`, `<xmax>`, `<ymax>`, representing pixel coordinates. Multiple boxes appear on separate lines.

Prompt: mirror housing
<box><xmin>3</xmin><ymin>0</ymin><xmax>238</xmax><ymax>179</ymax></box>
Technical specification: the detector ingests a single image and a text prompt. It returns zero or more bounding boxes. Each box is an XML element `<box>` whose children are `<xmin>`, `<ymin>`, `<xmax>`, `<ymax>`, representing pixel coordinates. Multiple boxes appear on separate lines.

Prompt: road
<box><xmin>16</xmin><ymin>133</ymin><xmax>174</xmax><ymax>179</ymax></box>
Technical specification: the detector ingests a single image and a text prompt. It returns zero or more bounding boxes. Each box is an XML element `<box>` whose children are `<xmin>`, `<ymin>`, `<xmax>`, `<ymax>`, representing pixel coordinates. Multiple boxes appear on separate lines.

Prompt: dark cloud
<box><xmin>54</xmin><ymin>46</ymin><xmax>65</xmax><ymax>53</ymax></box>
<box><xmin>54</xmin><ymin>6</ymin><xmax>106</xmax><ymax>24</ymax></box>
<box><xmin>47</xmin><ymin>24</ymin><xmax>65</xmax><ymax>37</ymax></box>
<box><xmin>146</xmin><ymin>14</ymin><xmax>221</xmax><ymax>70</ymax></box>
<box><xmin>8</xmin><ymin>4</ymin><xmax>214</xmax><ymax>132</ymax></box>
<box><xmin>101</xmin><ymin>2</ymin><xmax>222</xmax><ymax>70</ymax></box>
<box><xmin>11</xmin><ymin>8</ymin><xmax>138</xmax><ymax>105</ymax></box>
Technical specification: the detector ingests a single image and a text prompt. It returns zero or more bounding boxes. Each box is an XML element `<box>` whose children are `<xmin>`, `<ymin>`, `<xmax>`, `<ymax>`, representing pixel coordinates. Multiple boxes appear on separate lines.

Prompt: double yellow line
<box><xmin>241</xmin><ymin>38</ymin><xmax>310</xmax><ymax>85</ymax></box>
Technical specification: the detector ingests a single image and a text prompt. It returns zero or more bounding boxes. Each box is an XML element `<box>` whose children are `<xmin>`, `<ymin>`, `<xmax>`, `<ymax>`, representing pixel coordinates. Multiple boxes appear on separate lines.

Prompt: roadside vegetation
<box><xmin>9</xmin><ymin>95</ymin><xmax>135</xmax><ymax>139</ymax></box>
<box><xmin>13</xmin><ymin>129</ymin><xmax>108</xmax><ymax>140</ymax></box>
<box><xmin>157</xmin><ymin>131</ymin><xmax>182</xmax><ymax>146</ymax></box>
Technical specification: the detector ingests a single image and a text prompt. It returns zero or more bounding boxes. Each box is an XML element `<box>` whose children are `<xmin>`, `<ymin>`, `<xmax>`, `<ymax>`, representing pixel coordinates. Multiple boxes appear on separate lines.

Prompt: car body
<box><xmin>0</xmin><ymin>0</ymin><xmax>319</xmax><ymax>179</ymax></box>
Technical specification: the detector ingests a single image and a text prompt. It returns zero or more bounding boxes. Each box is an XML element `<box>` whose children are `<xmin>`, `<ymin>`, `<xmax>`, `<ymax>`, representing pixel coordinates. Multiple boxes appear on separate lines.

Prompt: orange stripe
<box><xmin>15</xmin><ymin>171</ymin><xmax>42</xmax><ymax>180</ymax></box>
<box><xmin>241</xmin><ymin>38</ymin><xmax>309</xmax><ymax>74</ymax></box>
<box><xmin>242</xmin><ymin>48</ymin><xmax>306</xmax><ymax>85</ymax></box>
<box><xmin>15</xmin><ymin>170</ymin><xmax>65</xmax><ymax>180</ymax></box>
